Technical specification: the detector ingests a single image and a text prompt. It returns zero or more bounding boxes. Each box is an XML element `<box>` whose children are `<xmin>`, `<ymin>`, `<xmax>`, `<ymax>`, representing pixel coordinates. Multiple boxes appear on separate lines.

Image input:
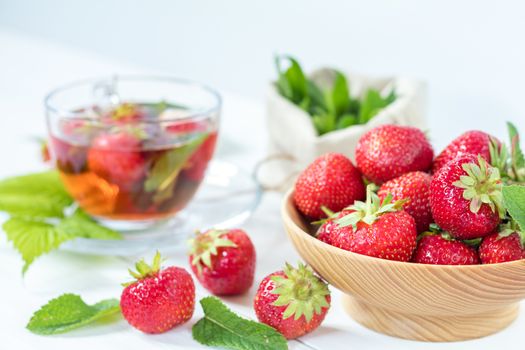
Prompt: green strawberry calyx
<box><xmin>418</xmin><ymin>224</ymin><xmax>482</xmax><ymax>247</ymax></box>
<box><xmin>452</xmin><ymin>156</ymin><xmax>505</xmax><ymax>218</ymax></box>
<box><xmin>311</xmin><ymin>206</ymin><xmax>336</xmax><ymax>226</ymax></box>
<box><xmin>122</xmin><ymin>251</ymin><xmax>163</xmax><ymax>287</ymax></box>
<box><xmin>271</xmin><ymin>262</ymin><xmax>330</xmax><ymax>322</ymax></box>
<box><xmin>497</xmin><ymin>219</ymin><xmax>525</xmax><ymax>248</ymax></box>
<box><xmin>335</xmin><ymin>184</ymin><xmax>406</xmax><ymax>230</ymax></box>
<box><xmin>188</xmin><ymin>229</ymin><xmax>237</xmax><ymax>274</ymax></box>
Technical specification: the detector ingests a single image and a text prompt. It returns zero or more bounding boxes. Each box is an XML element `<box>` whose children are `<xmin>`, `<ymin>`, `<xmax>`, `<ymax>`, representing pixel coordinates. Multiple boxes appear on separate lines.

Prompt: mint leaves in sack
<box><xmin>0</xmin><ymin>171</ymin><xmax>122</xmax><ymax>273</ymax></box>
<box><xmin>192</xmin><ymin>297</ymin><xmax>287</xmax><ymax>350</ymax></box>
<box><xmin>274</xmin><ymin>55</ymin><xmax>396</xmax><ymax>136</ymax></box>
<box><xmin>27</xmin><ymin>294</ymin><xmax>120</xmax><ymax>335</ymax></box>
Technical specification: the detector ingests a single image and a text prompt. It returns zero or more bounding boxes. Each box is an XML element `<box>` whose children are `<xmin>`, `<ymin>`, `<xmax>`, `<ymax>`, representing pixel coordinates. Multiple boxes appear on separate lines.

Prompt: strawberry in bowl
<box><xmin>282</xmin><ymin>123</ymin><xmax>525</xmax><ymax>342</ymax></box>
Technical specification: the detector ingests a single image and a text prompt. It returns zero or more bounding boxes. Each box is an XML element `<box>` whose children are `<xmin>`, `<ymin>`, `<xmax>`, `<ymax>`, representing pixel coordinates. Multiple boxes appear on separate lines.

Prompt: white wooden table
<box><xmin>0</xmin><ymin>29</ymin><xmax>523</xmax><ymax>350</ymax></box>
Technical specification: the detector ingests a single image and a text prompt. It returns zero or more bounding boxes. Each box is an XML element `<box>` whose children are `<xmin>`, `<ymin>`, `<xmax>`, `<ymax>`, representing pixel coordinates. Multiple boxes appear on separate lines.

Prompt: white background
<box><xmin>1</xmin><ymin>1</ymin><xmax>525</xmax><ymax>349</ymax></box>
<box><xmin>2</xmin><ymin>0</ymin><xmax>525</xmax><ymax>144</ymax></box>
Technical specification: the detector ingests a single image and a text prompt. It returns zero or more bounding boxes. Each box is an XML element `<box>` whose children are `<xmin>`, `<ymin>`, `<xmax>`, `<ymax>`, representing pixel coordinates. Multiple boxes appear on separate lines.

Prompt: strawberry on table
<box><xmin>430</xmin><ymin>154</ymin><xmax>504</xmax><ymax>240</ymax></box>
<box><xmin>88</xmin><ymin>132</ymin><xmax>146</xmax><ymax>190</ymax></box>
<box><xmin>327</xmin><ymin>185</ymin><xmax>417</xmax><ymax>261</ymax></box>
<box><xmin>188</xmin><ymin>228</ymin><xmax>256</xmax><ymax>296</ymax></box>
<box><xmin>479</xmin><ymin>228</ymin><xmax>525</xmax><ymax>264</ymax></box>
<box><xmin>293</xmin><ymin>153</ymin><xmax>365</xmax><ymax>220</ymax></box>
<box><xmin>355</xmin><ymin>124</ymin><xmax>434</xmax><ymax>184</ymax></box>
<box><xmin>412</xmin><ymin>233</ymin><xmax>480</xmax><ymax>265</ymax></box>
<box><xmin>120</xmin><ymin>252</ymin><xmax>195</xmax><ymax>334</ymax></box>
<box><xmin>254</xmin><ymin>262</ymin><xmax>330</xmax><ymax>339</ymax></box>
<box><xmin>433</xmin><ymin>130</ymin><xmax>498</xmax><ymax>173</ymax></box>
<box><xmin>378</xmin><ymin>171</ymin><xmax>432</xmax><ymax>233</ymax></box>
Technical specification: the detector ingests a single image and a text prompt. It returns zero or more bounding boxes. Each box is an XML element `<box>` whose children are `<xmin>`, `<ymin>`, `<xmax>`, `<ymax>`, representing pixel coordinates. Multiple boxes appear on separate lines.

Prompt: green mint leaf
<box><xmin>358</xmin><ymin>89</ymin><xmax>383</xmax><ymax>124</ymax></box>
<box><xmin>0</xmin><ymin>171</ymin><xmax>73</xmax><ymax>218</ymax></box>
<box><xmin>275</xmin><ymin>56</ymin><xmax>308</xmax><ymax>104</ymax></box>
<box><xmin>329</xmin><ymin>71</ymin><xmax>350</xmax><ymax>117</ymax></box>
<box><xmin>306</xmin><ymin>80</ymin><xmax>327</xmax><ymax>113</ymax></box>
<box><xmin>0</xmin><ymin>194</ymin><xmax>67</xmax><ymax>218</ymax></box>
<box><xmin>502</xmin><ymin>185</ymin><xmax>525</xmax><ymax>232</ymax></box>
<box><xmin>336</xmin><ymin>113</ymin><xmax>357</xmax><ymax>130</ymax></box>
<box><xmin>3</xmin><ymin>218</ymin><xmax>71</xmax><ymax>273</ymax></box>
<box><xmin>192</xmin><ymin>296</ymin><xmax>287</xmax><ymax>350</ymax></box>
<box><xmin>312</xmin><ymin>113</ymin><xmax>337</xmax><ymax>136</ymax></box>
<box><xmin>27</xmin><ymin>294</ymin><xmax>120</xmax><ymax>335</ymax></box>
<box><xmin>3</xmin><ymin>209</ymin><xmax>121</xmax><ymax>273</ymax></box>
<box><xmin>144</xmin><ymin>134</ymin><xmax>207</xmax><ymax>203</ymax></box>
<box><xmin>56</xmin><ymin>208</ymin><xmax>122</xmax><ymax>240</ymax></box>
<box><xmin>358</xmin><ymin>88</ymin><xmax>397</xmax><ymax>124</ymax></box>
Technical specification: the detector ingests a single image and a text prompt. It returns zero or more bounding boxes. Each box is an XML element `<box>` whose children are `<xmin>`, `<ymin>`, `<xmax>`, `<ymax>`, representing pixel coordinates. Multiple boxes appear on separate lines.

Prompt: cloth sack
<box><xmin>261</xmin><ymin>68</ymin><xmax>426</xmax><ymax>190</ymax></box>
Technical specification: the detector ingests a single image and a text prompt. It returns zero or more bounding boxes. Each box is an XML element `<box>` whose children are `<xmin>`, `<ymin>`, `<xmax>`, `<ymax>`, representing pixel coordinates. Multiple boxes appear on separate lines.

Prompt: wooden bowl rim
<box><xmin>282</xmin><ymin>188</ymin><xmax>525</xmax><ymax>271</ymax></box>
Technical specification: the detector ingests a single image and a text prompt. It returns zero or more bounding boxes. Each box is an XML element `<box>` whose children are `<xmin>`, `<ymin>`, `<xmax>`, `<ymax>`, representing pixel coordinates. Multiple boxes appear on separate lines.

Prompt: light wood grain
<box><xmin>281</xmin><ymin>189</ymin><xmax>525</xmax><ymax>342</ymax></box>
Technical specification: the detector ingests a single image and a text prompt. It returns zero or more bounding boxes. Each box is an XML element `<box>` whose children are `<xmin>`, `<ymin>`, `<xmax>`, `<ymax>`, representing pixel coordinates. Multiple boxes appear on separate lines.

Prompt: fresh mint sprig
<box><xmin>192</xmin><ymin>297</ymin><xmax>288</xmax><ymax>350</ymax></box>
<box><xmin>27</xmin><ymin>294</ymin><xmax>121</xmax><ymax>335</ymax></box>
<box><xmin>275</xmin><ymin>55</ymin><xmax>397</xmax><ymax>136</ymax></box>
<box><xmin>0</xmin><ymin>171</ymin><xmax>122</xmax><ymax>273</ymax></box>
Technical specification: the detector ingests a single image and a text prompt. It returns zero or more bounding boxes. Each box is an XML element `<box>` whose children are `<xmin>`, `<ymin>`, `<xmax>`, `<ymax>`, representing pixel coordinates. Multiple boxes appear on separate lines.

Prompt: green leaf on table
<box><xmin>0</xmin><ymin>171</ymin><xmax>72</xmax><ymax>218</ymax></box>
<box><xmin>27</xmin><ymin>294</ymin><xmax>120</xmax><ymax>335</ymax></box>
<box><xmin>192</xmin><ymin>296</ymin><xmax>287</xmax><ymax>350</ymax></box>
<box><xmin>3</xmin><ymin>217</ymin><xmax>70</xmax><ymax>274</ymax></box>
<box><xmin>3</xmin><ymin>209</ymin><xmax>121</xmax><ymax>274</ymax></box>
<box><xmin>56</xmin><ymin>209</ymin><xmax>122</xmax><ymax>240</ymax></box>
<box><xmin>144</xmin><ymin>134</ymin><xmax>207</xmax><ymax>203</ymax></box>
<box><xmin>502</xmin><ymin>185</ymin><xmax>525</xmax><ymax>231</ymax></box>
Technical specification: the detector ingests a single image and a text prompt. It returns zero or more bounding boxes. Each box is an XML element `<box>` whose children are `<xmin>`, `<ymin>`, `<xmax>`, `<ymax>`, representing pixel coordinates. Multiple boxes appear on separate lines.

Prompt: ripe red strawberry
<box><xmin>316</xmin><ymin>209</ymin><xmax>351</xmax><ymax>245</ymax></box>
<box><xmin>378</xmin><ymin>171</ymin><xmax>432</xmax><ymax>233</ymax></box>
<box><xmin>88</xmin><ymin>132</ymin><xmax>146</xmax><ymax>190</ymax></box>
<box><xmin>433</xmin><ymin>131</ymin><xmax>497</xmax><ymax>173</ymax></box>
<box><xmin>188</xmin><ymin>229</ymin><xmax>256</xmax><ymax>295</ymax></box>
<box><xmin>329</xmin><ymin>185</ymin><xmax>417</xmax><ymax>261</ymax></box>
<box><xmin>479</xmin><ymin>230</ymin><xmax>525</xmax><ymax>264</ymax></box>
<box><xmin>294</xmin><ymin>153</ymin><xmax>365</xmax><ymax>220</ymax></box>
<box><xmin>412</xmin><ymin>233</ymin><xmax>479</xmax><ymax>265</ymax></box>
<box><xmin>120</xmin><ymin>252</ymin><xmax>195</xmax><ymax>334</ymax></box>
<box><xmin>430</xmin><ymin>154</ymin><xmax>504</xmax><ymax>239</ymax></box>
<box><xmin>253</xmin><ymin>263</ymin><xmax>330</xmax><ymax>339</ymax></box>
<box><xmin>355</xmin><ymin>125</ymin><xmax>434</xmax><ymax>184</ymax></box>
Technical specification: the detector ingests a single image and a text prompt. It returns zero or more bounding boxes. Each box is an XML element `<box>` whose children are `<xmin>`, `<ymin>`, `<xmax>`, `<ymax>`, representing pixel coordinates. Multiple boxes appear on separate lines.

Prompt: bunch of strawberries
<box><xmin>294</xmin><ymin>124</ymin><xmax>525</xmax><ymax>265</ymax></box>
<box><xmin>119</xmin><ymin>228</ymin><xmax>331</xmax><ymax>340</ymax></box>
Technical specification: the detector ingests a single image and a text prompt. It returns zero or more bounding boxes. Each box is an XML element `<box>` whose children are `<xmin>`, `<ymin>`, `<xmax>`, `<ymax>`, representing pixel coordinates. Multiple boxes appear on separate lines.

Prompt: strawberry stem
<box><xmin>336</xmin><ymin>184</ymin><xmax>405</xmax><ymax>230</ymax></box>
<box><xmin>452</xmin><ymin>156</ymin><xmax>505</xmax><ymax>218</ymax></box>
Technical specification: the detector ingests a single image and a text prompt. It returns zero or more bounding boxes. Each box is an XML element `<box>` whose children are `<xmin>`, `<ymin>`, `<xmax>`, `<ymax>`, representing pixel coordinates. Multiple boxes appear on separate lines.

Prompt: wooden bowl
<box><xmin>281</xmin><ymin>189</ymin><xmax>525</xmax><ymax>342</ymax></box>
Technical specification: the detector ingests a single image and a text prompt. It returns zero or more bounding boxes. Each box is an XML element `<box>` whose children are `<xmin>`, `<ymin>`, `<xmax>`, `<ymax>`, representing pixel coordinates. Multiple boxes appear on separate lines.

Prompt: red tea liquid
<box><xmin>50</xmin><ymin>103</ymin><xmax>218</xmax><ymax>221</ymax></box>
